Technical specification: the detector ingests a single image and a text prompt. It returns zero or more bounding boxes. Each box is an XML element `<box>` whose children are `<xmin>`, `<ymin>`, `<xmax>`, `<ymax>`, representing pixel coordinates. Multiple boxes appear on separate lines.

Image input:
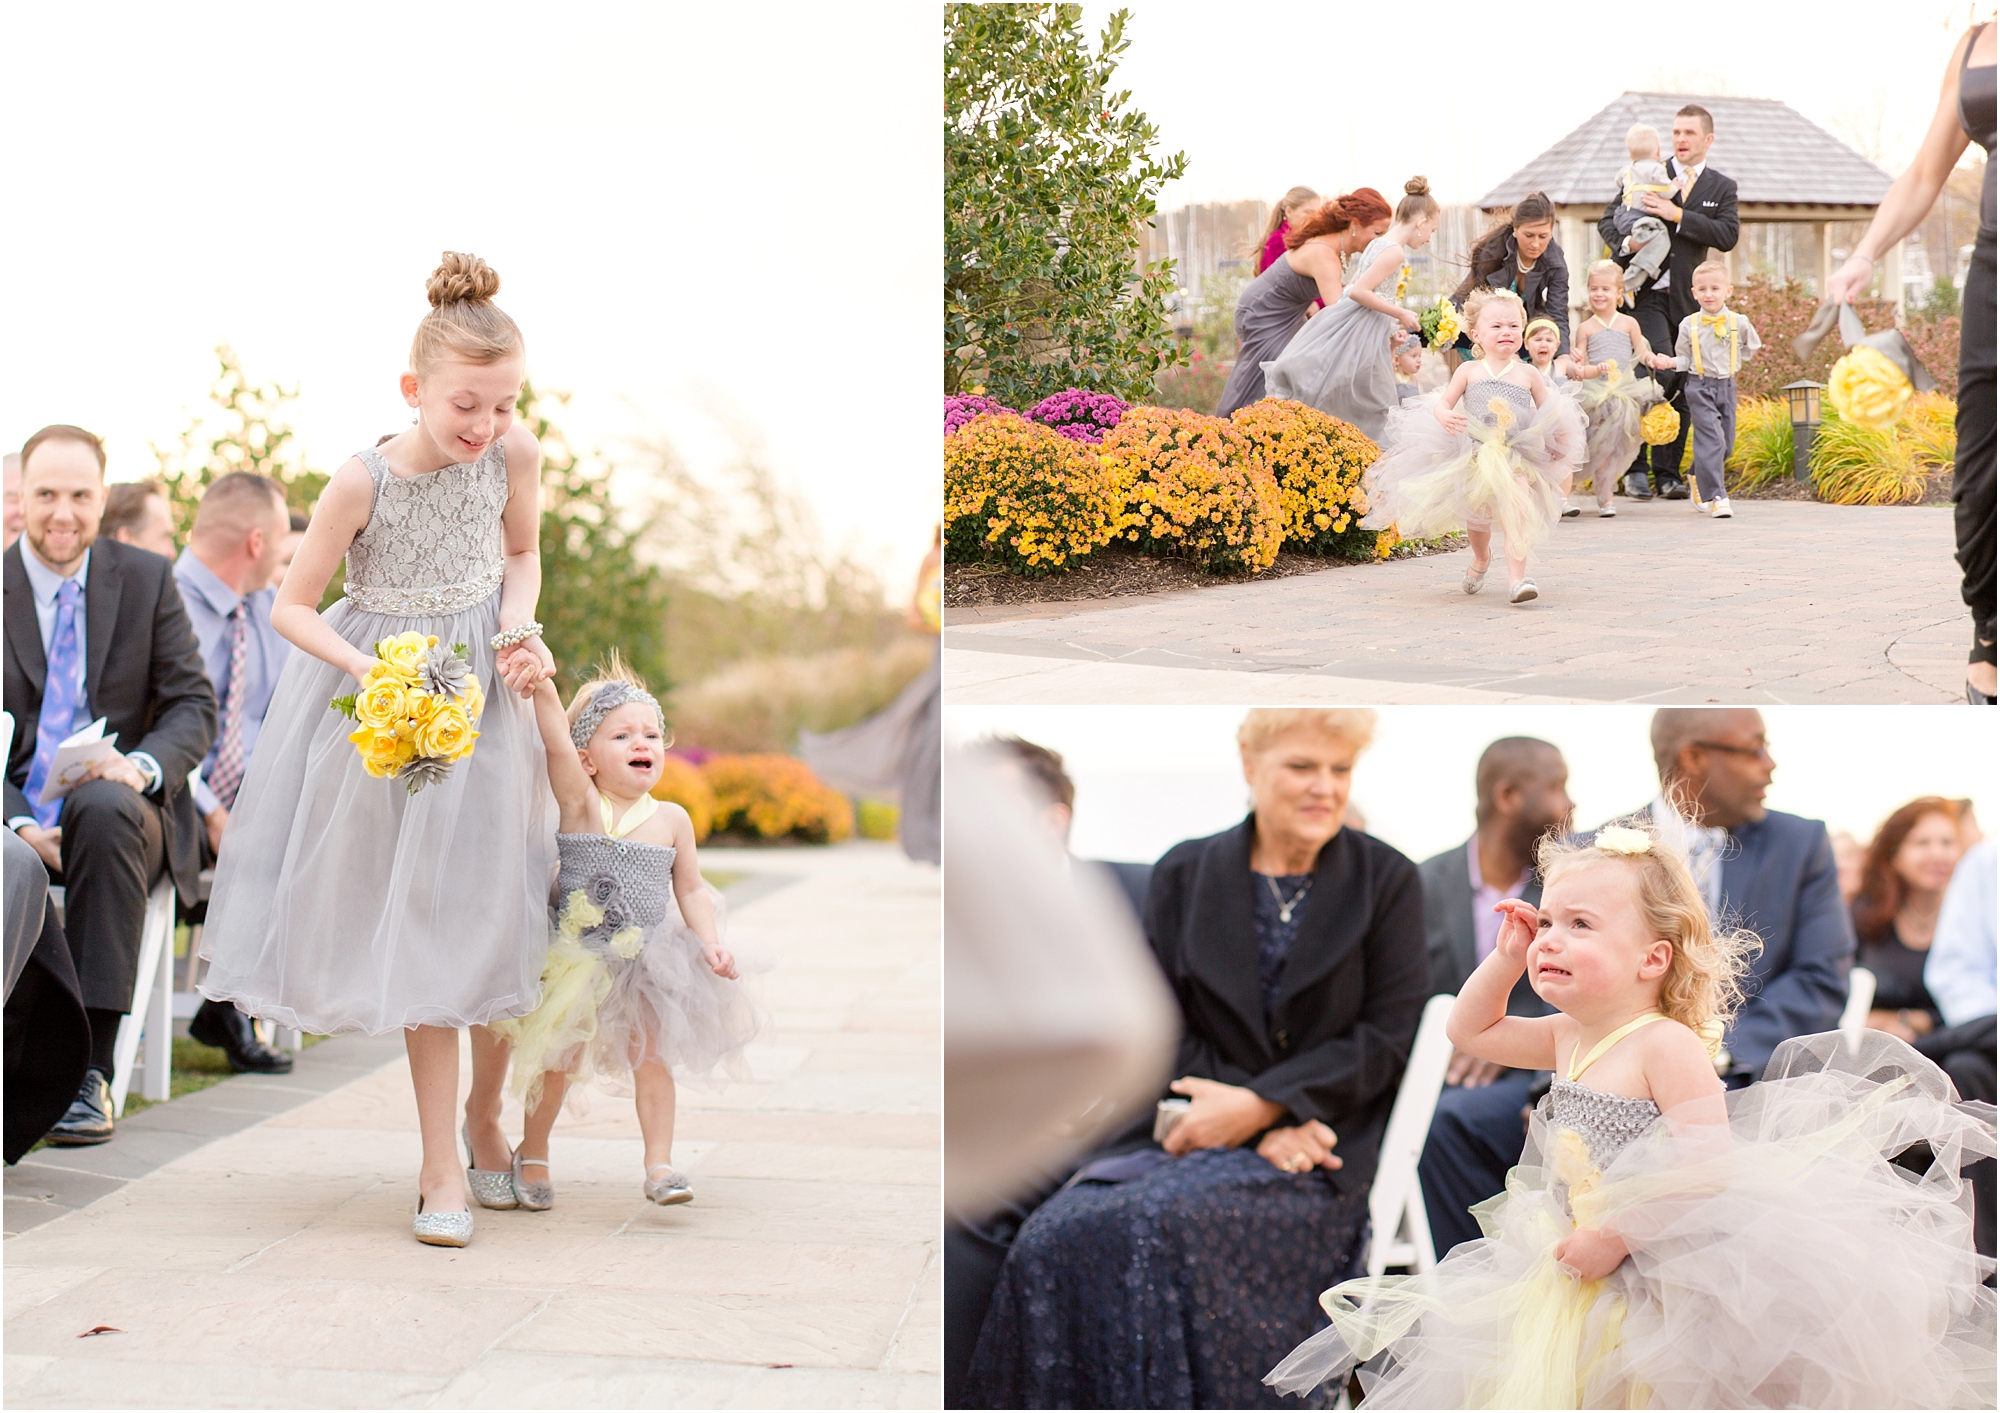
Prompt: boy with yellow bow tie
<box><xmin>1647</xmin><ymin>260</ymin><xmax>1761</xmax><ymax>517</ymax></box>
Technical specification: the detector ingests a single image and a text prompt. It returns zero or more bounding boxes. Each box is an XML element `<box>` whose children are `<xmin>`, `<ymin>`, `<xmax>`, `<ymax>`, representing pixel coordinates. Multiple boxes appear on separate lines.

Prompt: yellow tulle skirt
<box><xmin>1570</xmin><ymin>363</ymin><xmax>1662</xmax><ymax>490</ymax></box>
<box><xmin>489</xmin><ymin>883</ymin><xmax>763</xmax><ymax>1113</ymax></box>
<box><xmin>1359</xmin><ymin>390</ymin><xmax>1585</xmax><ymax>561</ymax></box>
<box><xmin>1267</xmin><ymin>1033</ymin><xmax>1996</xmax><ymax>1409</ymax></box>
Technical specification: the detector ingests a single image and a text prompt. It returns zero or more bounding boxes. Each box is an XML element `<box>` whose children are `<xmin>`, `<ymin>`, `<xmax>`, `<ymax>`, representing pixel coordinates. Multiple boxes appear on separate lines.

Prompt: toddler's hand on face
<box><xmin>1492</xmin><ymin>897</ymin><xmax>1539</xmax><ymax>966</ymax></box>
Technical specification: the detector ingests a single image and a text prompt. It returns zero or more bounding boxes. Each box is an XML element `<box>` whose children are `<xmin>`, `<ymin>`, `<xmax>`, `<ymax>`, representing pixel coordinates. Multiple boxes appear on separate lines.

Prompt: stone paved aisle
<box><xmin>945</xmin><ymin>500</ymin><xmax>1968</xmax><ymax>704</ymax></box>
<box><xmin>4</xmin><ymin>843</ymin><xmax>940</xmax><ymax>1410</ymax></box>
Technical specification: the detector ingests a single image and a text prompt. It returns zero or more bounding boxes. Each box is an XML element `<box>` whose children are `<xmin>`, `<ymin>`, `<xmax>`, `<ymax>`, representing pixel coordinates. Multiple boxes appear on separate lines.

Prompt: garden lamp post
<box><xmin>1783</xmin><ymin>380</ymin><xmax>1823</xmax><ymax>486</ymax></box>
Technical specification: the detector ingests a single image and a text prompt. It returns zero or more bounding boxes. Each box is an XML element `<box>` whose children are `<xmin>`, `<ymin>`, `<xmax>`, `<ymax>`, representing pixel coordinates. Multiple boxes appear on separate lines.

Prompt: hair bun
<box><xmin>426</xmin><ymin>252</ymin><xmax>501</xmax><ymax>308</ymax></box>
<box><xmin>1404</xmin><ymin>176</ymin><xmax>1431</xmax><ymax>199</ymax></box>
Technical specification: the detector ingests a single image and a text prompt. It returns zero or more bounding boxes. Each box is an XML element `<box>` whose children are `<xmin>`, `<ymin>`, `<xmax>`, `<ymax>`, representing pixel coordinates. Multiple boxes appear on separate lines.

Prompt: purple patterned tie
<box><xmin>23</xmin><ymin>579</ymin><xmax>83</xmax><ymax>828</ymax></box>
<box><xmin>207</xmin><ymin>603</ymin><xmax>248</xmax><ymax>810</ymax></box>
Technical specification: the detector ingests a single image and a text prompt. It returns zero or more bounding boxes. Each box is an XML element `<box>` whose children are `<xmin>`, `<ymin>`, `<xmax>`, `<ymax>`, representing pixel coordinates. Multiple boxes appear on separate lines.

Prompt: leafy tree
<box><xmin>152</xmin><ymin>344</ymin><xmax>329</xmax><ymax>533</ymax></box>
<box><xmin>945</xmin><ymin>4</ymin><xmax>1188</xmax><ymax>405</ymax></box>
<box><xmin>517</xmin><ymin>383</ymin><xmax>671</xmax><ymax>699</ymax></box>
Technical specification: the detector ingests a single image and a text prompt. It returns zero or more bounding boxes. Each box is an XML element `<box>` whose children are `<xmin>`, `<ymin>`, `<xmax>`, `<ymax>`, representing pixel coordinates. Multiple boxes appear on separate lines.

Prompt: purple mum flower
<box><xmin>945</xmin><ymin>394</ymin><xmax>1013</xmax><ymax>437</ymax></box>
<box><xmin>1026</xmin><ymin>389</ymin><xmax>1129</xmax><ymax>442</ymax></box>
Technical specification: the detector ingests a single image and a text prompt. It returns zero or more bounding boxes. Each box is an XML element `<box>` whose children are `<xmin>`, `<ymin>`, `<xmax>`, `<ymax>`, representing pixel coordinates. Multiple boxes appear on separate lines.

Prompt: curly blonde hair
<box><xmin>1536</xmin><ymin>824</ymin><xmax>1761</xmax><ymax>1043</ymax></box>
<box><xmin>1461</xmin><ymin>287</ymin><xmax>1526</xmax><ymax>358</ymax></box>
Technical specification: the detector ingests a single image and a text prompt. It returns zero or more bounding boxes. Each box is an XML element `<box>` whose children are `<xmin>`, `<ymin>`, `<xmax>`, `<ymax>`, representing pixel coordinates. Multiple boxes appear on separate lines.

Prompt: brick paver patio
<box><xmin>945</xmin><ymin>500</ymin><xmax>1967</xmax><ymax>704</ymax></box>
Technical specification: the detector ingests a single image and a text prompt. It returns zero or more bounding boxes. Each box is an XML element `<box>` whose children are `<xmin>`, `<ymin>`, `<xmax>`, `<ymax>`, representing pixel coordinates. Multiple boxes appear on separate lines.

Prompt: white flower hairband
<box><xmin>1594</xmin><ymin>826</ymin><xmax>1653</xmax><ymax>856</ymax></box>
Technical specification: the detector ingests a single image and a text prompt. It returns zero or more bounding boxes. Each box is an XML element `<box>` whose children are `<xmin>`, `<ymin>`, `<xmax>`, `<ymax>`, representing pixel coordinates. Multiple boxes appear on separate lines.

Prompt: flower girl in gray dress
<box><xmin>200</xmin><ymin>253</ymin><xmax>559</xmax><ymax>1247</ymax></box>
<box><xmin>1263</xmin><ymin>178</ymin><xmax>1442</xmax><ymax>442</ymax></box>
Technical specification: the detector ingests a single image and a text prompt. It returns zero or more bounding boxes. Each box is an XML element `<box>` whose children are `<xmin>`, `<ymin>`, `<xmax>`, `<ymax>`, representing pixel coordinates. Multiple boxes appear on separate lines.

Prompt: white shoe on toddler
<box><xmin>1712</xmin><ymin>497</ymin><xmax>1734</xmax><ymax>518</ymax></box>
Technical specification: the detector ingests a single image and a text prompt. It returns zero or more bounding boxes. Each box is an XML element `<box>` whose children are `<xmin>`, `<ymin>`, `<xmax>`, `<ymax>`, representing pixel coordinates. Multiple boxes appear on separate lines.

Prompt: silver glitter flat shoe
<box><xmin>463</xmin><ymin>1122</ymin><xmax>518</xmax><ymax>1210</ymax></box>
<box><xmin>1462</xmin><ymin>563</ymin><xmax>1489</xmax><ymax>595</ymax></box>
<box><xmin>512</xmin><ymin>1147</ymin><xmax>554</xmax><ymax>1211</ymax></box>
<box><xmin>644</xmin><ymin>1163</ymin><xmax>693</xmax><ymax>1206</ymax></box>
<box><xmin>413</xmin><ymin>1193</ymin><xmax>472</xmax><ymax>1247</ymax></box>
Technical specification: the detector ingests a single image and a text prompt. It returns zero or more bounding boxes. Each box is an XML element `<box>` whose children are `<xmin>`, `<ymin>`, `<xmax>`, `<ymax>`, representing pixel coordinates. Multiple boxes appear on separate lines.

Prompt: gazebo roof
<box><xmin>1476</xmin><ymin>92</ymin><xmax>1892</xmax><ymax>211</ymax></box>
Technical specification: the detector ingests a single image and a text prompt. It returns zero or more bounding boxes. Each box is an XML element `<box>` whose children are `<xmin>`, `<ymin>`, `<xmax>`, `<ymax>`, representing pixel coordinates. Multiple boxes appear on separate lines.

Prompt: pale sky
<box><xmin>5</xmin><ymin>2</ymin><xmax>941</xmax><ymax>593</ymax></box>
<box><xmin>944</xmin><ymin>707</ymin><xmax>1998</xmax><ymax>866</ymax></box>
<box><xmin>1087</xmin><ymin>0</ymin><xmax>1989</xmax><ymax>209</ymax></box>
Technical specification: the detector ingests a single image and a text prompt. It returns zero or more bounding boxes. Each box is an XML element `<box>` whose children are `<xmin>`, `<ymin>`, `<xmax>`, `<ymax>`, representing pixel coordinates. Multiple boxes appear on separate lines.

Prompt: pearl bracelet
<box><xmin>490</xmin><ymin>621</ymin><xmax>544</xmax><ymax>653</ymax></box>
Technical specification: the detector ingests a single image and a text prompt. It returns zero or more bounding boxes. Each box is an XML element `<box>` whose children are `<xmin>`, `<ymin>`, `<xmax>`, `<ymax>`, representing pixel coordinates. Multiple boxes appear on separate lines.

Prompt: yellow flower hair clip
<box><xmin>1594</xmin><ymin>826</ymin><xmax>1652</xmax><ymax>856</ymax></box>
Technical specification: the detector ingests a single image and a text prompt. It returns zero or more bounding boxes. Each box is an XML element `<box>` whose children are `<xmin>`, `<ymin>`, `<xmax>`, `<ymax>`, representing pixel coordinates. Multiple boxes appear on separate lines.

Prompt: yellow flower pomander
<box><xmin>1640</xmin><ymin>402</ymin><xmax>1681</xmax><ymax>446</ymax></box>
<box><xmin>1594</xmin><ymin>826</ymin><xmax>1653</xmax><ymax>856</ymax></box>
<box><xmin>1826</xmin><ymin>345</ymin><xmax>1914</xmax><ymax>431</ymax></box>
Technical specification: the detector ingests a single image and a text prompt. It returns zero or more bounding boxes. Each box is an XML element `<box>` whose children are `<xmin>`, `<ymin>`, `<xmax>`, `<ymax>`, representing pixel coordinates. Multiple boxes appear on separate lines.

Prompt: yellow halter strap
<box><xmin>1566</xmin><ymin>1012</ymin><xmax>1670</xmax><ymax>1083</ymax></box>
<box><xmin>600</xmin><ymin>792</ymin><xmax>660</xmax><ymax>839</ymax></box>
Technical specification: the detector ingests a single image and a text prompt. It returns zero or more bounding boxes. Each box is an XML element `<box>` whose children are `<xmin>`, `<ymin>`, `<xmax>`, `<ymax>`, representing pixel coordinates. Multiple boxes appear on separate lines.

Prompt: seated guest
<box><xmin>4</xmin><ymin>452</ymin><xmax>20</xmax><ymax>549</ymax></box>
<box><xmin>173</xmin><ymin>472</ymin><xmax>295</xmax><ymax>1073</ymax></box>
<box><xmin>966</xmin><ymin>709</ymin><xmax>1429</xmax><ymax>1410</ymax></box>
<box><xmin>1850</xmin><ymin>798</ymin><xmax>1964</xmax><ymax>1043</ymax></box>
<box><xmin>1417</xmin><ymin>736</ymin><xmax>1573</xmax><ymax>1256</ymax></box>
<box><xmin>3</xmin><ymin>830</ymin><xmax>90</xmax><ymax>1162</ymax></box>
<box><xmin>5</xmin><ymin>425</ymin><xmax>216</xmax><ymax>1146</ymax></box>
<box><xmin>1922</xmin><ymin>836</ymin><xmax>1997</xmax><ymax>1256</ymax></box>
<box><xmin>1416</xmin><ymin>707</ymin><xmax>1852</xmax><ymax>1258</ymax></box>
<box><xmin>272</xmin><ymin>509</ymin><xmax>308</xmax><ymax>585</ymax></box>
<box><xmin>100</xmin><ymin>478</ymin><xmax>177</xmax><ymax>560</ymax></box>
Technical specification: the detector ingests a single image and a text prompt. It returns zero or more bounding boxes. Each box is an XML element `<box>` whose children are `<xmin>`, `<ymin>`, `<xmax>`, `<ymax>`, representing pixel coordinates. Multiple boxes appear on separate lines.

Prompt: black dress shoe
<box><xmin>189</xmin><ymin>999</ymin><xmax>295</xmax><ymax>1074</ymax></box>
<box><xmin>1622</xmin><ymin>474</ymin><xmax>1654</xmax><ymax>500</ymax></box>
<box><xmin>1659</xmin><ymin>482</ymin><xmax>1691</xmax><ymax>500</ymax></box>
<box><xmin>46</xmin><ymin>1070</ymin><xmax>115</xmax><ymax>1146</ymax></box>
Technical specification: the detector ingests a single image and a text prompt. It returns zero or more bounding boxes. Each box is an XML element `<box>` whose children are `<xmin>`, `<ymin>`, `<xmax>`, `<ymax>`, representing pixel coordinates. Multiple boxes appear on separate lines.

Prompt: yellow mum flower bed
<box><xmin>1100</xmin><ymin>406</ymin><xmax>1283</xmax><ymax>575</ymax></box>
<box><xmin>1228</xmin><ymin>400</ymin><xmax>1380</xmax><ymax>559</ymax></box>
<box><xmin>944</xmin><ymin>412</ymin><xmax>1131</xmax><ymax>577</ymax></box>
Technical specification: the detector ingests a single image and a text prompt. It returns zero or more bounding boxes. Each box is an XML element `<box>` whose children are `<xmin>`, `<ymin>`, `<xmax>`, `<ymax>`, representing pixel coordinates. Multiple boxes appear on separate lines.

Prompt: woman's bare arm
<box><xmin>1288</xmin><ymin>240</ymin><xmax>1347</xmax><ymax>306</ymax></box>
<box><xmin>1828</xmin><ymin>27</ymin><xmax>1979</xmax><ymax>301</ymax></box>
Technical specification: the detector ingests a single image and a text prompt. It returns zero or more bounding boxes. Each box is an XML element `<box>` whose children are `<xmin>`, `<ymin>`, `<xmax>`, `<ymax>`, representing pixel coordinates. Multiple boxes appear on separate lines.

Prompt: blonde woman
<box><xmin>966</xmin><ymin>709</ymin><xmax>1431</xmax><ymax>1409</ymax></box>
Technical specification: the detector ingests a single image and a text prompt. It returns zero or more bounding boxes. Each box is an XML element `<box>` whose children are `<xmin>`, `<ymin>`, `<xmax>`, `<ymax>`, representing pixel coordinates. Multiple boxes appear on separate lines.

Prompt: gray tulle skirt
<box><xmin>199</xmin><ymin>590</ymin><xmax>557</xmax><ymax>1034</ymax></box>
<box><xmin>1263</xmin><ymin>298</ymin><xmax>1401</xmax><ymax>443</ymax></box>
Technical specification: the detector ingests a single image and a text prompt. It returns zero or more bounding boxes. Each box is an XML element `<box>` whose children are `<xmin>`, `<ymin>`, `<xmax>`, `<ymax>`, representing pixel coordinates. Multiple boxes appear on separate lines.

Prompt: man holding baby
<box><xmin>1600</xmin><ymin>104</ymin><xmax>1741</xmax><ymax>500</ymax></box>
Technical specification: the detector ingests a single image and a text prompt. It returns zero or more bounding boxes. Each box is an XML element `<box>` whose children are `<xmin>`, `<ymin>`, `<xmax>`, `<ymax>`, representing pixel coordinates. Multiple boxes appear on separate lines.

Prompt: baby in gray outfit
<box><xmin>1612</xmin><ymin>123</ymin><xmax>1675</xmax><ymax>304</ymax></box>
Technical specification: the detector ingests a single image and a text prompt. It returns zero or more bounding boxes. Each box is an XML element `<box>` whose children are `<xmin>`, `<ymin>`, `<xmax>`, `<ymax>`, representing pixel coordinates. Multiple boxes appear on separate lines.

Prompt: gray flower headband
<box><xmin>570</xmin><ymin>681</ymin><xmax>666</xmax><ymax>749</ymax></box>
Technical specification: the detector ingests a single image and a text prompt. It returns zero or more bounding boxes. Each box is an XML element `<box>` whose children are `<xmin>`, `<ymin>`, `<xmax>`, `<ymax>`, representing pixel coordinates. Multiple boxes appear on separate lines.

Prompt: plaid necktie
<box><xmin>23</xmin><ymin>579</ymin><xmax>83</xmax><ymax>828</ymax></box>
<box><xmin>207</xmin><ymin>602</ymin><xmax>249</xmax><ymax>810</ymax></box>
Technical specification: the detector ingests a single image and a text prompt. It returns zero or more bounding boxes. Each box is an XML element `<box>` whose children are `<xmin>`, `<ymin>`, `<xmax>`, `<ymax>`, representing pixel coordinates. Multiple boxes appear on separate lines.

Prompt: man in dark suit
<box><xmin>1417</xmin><ymin>709</ymin><xmax>1853</xmax><ymax>1258</ymax></box>
<box><xmin>1599</xmin><ymin>103</ymin><xmax>1740</xmax><ymax>500</ymax></box>
<box><xmin>1417</xmin><ymin>737</ymin><xmax>1573</xmax><ymax>1255</ymax></box>
<box><xmin>5</xmin><ymin>425</ymin><xmax>216</xmax><ymax>1145</ymax></box>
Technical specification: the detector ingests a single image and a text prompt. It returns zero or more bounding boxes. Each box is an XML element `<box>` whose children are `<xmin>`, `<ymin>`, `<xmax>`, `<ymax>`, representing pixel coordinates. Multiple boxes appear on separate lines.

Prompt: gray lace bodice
<box><xmin>553</xmin><ymin>832</ymin><xmax>676</xmax><ymax>946</ymax></box>
<box><xmin>1543</xmin><ymin>1078</ymin><xmax>1661</xmax><ymax>1169</ymax></box>
<box><xmin>344</xmin><ymin>444</ymin><xmax>509</xmax><ymax>616</ymax></box>
<box><xmin>1341</xmin><ymin>237</ymin><xmax>1405</xmax><ymax>305</ymax></box>
<box><xmin>1466</xmin><ymin>375</ymin><xmax>1537</xmax><ymax>428</ymax></box>
<box><xmin>1585</xmin><ymin>326</ymin><xmax>1636</xmax><ymax>367</ymax></box>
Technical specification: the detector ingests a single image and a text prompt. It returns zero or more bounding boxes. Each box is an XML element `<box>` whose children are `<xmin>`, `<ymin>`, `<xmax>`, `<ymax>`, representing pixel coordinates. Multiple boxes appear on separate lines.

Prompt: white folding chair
<box><xmin>108</xmin><ymin>876</ymin><xmax>176</xmax><ymax>1116</ymax></box>
<box><xmin>1838</xmin><ymin>966</ymin><xmax>1877</xmax><ymax>1053</ymax></box>
<box><xmin>1364</xmin><ymin>992</ymin><xmax>1458</xmax><ymax>1276</ymax></box>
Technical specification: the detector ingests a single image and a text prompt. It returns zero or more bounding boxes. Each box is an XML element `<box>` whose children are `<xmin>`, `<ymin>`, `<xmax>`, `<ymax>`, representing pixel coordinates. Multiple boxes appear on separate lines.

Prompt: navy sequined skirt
<box><xmin>964</xmin><ymin>1145</ymin><xmax>1368</xmax><ymax>1409</ymax></box>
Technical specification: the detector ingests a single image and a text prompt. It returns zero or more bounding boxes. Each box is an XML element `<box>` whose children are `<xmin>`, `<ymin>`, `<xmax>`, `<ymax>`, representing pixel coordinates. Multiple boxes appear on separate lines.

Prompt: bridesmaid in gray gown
<box><xmin>1214</xmin><ymin>189</ymin><xmax>1391</xmax><ymax>417</ymax></box>
<box><xmin>1263</xmin><ymin>178</ymin><xmax>1442</xmax><ymax>443</ymax></box>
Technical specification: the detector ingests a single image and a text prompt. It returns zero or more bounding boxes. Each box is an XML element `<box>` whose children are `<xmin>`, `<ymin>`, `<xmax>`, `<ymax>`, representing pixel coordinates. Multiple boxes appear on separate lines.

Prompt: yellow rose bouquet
<box><xmin>330</xmin><ymin>631</ymin><xmax>483</xmax><ymax>794</ymax></box>
<box><xmin>1418</xmin><ymin>295</ymin><xmax>1460</xmax><ymax>351</ymax></box>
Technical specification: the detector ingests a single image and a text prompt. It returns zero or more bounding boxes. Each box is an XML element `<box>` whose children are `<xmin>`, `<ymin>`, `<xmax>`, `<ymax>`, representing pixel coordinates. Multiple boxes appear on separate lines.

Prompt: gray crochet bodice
<box><xmin>553</xmin><ymin>832</ymin><xmax>676</xmax><ymax>943</ymax></box>
<box><xmin>1543</xmin><ymin>1078</ymin><xmax>1661</xmax><ymax>1169</ymax></box>
<box><xmin>1466</xmin><ymin>376</ymin><xmax>1537</xmax><ymax>427</ymax></box>
<box><xmin>344</xmin><ymin>444</ymin><xmax>509</xmax><ymax>617</ymax></box>
<box><xmin>1585</xmin><ymin>326</ymin><xmax>1636</xmax><ymax>367</ymax></box>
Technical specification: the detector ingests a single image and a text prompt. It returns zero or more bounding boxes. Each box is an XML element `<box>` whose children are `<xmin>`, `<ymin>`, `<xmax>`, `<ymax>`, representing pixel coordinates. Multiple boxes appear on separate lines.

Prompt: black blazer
<box><xmin>1597</xmin><ymin>159</ymin><xmax>1740</xmax><ymax>327</ymax></box>
<box><xmin>1419</xmin><ymin>835</ymin><xmax>1544</xmax><ymax>1017</ymax></box>
<box><xmin>1452</xmin><ymin>229</ymin><xmax>1573</xmax><ymax>355</ymax></box>
<box><xmin>1597</xmin><ymin>806</ymin><xmax>1853</xmax><ymax>1079</ymax></box>
<box><xmin>4</xmin><ymin>538</ymin><xmax>217</xmax><ymax>901</ymax></box>
<box><xmin>1136</xmin><ymin>816</ymin><xmax>1430</xmax><ymax>1194</ymax></box>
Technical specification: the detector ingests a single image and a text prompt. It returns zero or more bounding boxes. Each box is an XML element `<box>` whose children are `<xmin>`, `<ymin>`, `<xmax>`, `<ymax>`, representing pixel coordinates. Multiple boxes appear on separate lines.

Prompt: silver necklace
<box><xmin>1264</xmin><ymin>873</ymin><xmax>1313</xmax><ymax>925</ymax></box>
